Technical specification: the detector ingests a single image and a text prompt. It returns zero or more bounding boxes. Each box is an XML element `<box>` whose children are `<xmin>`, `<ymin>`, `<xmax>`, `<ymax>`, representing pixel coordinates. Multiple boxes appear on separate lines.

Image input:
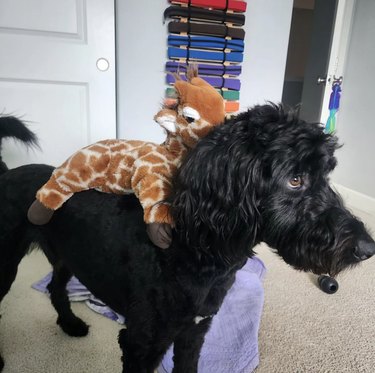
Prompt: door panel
<box><xmin>0</xmin><ymin>0</ymin><xmax>116</xmax><ymax>168</ymax></box>
<box><xmin>0</xmin><ymin>79</ymin><xmax>89</xmax><ymax>166</ymax></box>
<box><xmin>0</xmin><ymin>0</ymin><xmax>82</xmax><ymax>36</ymax></box>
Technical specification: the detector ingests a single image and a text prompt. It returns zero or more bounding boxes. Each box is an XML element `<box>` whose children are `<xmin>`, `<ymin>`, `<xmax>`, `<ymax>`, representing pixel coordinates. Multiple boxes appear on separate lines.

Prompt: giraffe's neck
<box><xmin>163</xmin><ymin>132</ymin><xmax>189</xmax><ymax>159</ymax></box>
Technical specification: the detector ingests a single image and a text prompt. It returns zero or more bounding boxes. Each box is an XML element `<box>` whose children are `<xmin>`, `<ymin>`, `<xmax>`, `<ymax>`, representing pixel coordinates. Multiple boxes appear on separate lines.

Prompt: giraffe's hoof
<box><xmin>146</xmin><ymin>223</ymin><xmax>172</xmax><ymax>249</ymax></box>
<box><xmin>27</xmin><ymin>199</ymin><xmax>54</xmax><ymax>225</ymax></box>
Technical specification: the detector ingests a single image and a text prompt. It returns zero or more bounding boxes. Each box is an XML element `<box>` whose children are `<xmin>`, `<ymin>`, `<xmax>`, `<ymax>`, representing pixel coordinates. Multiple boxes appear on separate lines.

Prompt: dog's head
<box><xmin>172</xmin><ymin>103</ymin><xmax>375</xmax><ymax>275</ymax></box>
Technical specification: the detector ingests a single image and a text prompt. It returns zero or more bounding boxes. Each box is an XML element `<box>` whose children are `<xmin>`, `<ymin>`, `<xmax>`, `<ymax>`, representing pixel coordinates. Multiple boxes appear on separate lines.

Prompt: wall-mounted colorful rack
<box><xmin>164</xmin><ymin>0</ymin><xmax>247</xmax><ymax>114</ymax></box>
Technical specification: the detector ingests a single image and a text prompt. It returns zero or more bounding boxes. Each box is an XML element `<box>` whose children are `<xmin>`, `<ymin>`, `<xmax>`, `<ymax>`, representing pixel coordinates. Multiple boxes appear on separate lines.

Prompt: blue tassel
<box><xmin>325</xmin><ymin>83</ymin><xmax>341</xmax><ymax>134</ymax></box>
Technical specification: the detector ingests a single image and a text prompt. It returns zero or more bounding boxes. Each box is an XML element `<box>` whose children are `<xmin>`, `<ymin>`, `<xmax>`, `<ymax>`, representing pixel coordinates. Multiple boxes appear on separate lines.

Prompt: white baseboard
<box><xmin>333</xmin><ymin>183</ymin><xmax>375</xmax><ymax>216</ymax></box>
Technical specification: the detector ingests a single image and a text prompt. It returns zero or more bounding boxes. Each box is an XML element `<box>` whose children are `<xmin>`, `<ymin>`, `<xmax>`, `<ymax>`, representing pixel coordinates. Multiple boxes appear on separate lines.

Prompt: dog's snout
<box><xmin>353</xmin><ymin>240</ymin><xmax>375</xmax><ymax>260</ymax></box>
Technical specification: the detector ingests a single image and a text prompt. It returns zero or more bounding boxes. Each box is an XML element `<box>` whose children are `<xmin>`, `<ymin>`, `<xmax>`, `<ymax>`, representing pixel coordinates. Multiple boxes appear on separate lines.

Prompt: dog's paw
<box><xmin>57</xmin><ymin>316</ymin><xmax>89</xmax><ymax>337</ymax></box>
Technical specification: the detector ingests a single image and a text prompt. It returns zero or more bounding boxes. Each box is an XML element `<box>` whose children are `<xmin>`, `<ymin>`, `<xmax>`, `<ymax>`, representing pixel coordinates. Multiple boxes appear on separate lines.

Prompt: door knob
<box><xmin>96</xmin><ymin>58</ymin><xmax>109</xmax><ymax>72</ymax></box>
<box><xmin>317</xmin><ymin>76</ymin><xmax>327</xmax><ymax>85</ymax></box>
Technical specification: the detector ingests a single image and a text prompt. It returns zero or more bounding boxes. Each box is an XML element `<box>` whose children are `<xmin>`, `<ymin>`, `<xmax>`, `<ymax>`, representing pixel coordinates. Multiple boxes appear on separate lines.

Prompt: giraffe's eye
<box><xmin>182</xmin><ymin>106</ymin><xmax>200</xmax><ymax>123</ymax></box>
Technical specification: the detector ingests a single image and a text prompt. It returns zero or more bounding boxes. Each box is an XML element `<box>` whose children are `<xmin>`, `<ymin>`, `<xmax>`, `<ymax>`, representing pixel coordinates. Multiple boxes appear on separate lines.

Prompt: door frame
<box><xmin>320</xmin><ymin>0</ymin><xmax>356</xmax><ymax>123</ymax></box>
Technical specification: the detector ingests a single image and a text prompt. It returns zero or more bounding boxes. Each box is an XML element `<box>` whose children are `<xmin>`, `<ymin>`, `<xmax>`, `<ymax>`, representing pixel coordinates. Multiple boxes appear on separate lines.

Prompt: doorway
<box><xmin>282</xmin><ymin>0</ymin><xmax>338</xmax><ymax>123</ymax></box>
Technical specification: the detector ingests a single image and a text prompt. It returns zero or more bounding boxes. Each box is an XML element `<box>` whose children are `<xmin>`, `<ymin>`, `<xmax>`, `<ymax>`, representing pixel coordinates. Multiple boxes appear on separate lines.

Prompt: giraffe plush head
<box><xmin>156</xmin><ymin>67</ymin><xmax>225</xmax><ymax>148</ymax></box>
<box><xmin>175</xmin><ymin>67</ymin><xmax>225</xmax><ymax>147</ymax></box>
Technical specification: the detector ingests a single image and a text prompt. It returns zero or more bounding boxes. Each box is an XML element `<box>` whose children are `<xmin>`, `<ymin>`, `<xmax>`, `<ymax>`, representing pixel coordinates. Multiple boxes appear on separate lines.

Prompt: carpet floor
<box><xmin>256</xmin><ymin>206</ymin><xmax>375</xmax><ymax>373</ymax></box>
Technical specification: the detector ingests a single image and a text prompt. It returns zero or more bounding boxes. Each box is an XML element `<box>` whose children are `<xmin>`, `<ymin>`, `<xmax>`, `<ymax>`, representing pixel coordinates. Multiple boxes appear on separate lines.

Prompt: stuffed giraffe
<box><xmin>27</xmin><ymin>67</ymin><xmax>225</xmax><ymax>248</ymax></box>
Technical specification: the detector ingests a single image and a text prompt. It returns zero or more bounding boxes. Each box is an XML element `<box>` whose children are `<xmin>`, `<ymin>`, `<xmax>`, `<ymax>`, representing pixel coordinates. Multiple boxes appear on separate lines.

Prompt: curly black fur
<box><xmin>0</xmin><ymin>104</ymin><xmax>374</xmax><ymax>373</ymax></box>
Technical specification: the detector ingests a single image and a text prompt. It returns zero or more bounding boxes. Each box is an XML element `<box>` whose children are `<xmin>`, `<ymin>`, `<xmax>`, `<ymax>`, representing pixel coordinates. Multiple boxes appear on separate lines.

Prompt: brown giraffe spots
<box><xmin>151</xmin><ymin>164</ymin><xmax>173</xmax><ymax>177</ymax></box>
<box><xmin>89</xmin><ymin>154</ymin><xmax>110</xmax><ymax>174</ymax></box>
<box><xmin>127</xmin><ymin>140</ymin><xmax>145</xmax><ymax>147</ymax></box>
<box><xmin>42</xmin><ymin>190</ymin><xmax>72</xmax><ymax>210</ymax></box>
<box><xmin>118</xmin><ymin>169</ymin><xmax>132</xmax><ymax>184</ymax></box>
<box><xmin>87</xmin><ymin>143</ymin><xmax>108</xmax><ymax>153</ymax></box>
<box><xmin>141</xmin><ymin>153</ymin><xmax>166</xmax><ymax>165</ymax></box>
<box><xmin>131</xmin><ymin>164</ymin><xmax>150</xmax><ymax>189</ymax></box>
<box><xmin>142</xmin><ymin>184</ymin><xmax>163</xmax><ymax>203</ymax></box>
<box><xmin>58</xmin><ymin>174</ymin><xmax>83</xmax><ymax>189</ymax></box>
<box><xmin>69</xmin><ymin>152</ymin><xmax>87</xmax><ymax>169</ymax></box>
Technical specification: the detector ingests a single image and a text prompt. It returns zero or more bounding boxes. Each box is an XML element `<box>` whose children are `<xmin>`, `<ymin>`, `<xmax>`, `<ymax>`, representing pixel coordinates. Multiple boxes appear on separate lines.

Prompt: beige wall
<box><xmin>332</xmin><ymin>0</ymin><xmax>375</xmax><ymax>199</ymax></box>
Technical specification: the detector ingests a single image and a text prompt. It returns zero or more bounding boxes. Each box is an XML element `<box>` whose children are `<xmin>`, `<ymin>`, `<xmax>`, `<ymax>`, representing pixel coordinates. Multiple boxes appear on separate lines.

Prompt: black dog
<box><xmin>0</xmin><ymin>105</ymin><xmax>374</xmax><ymax>373</ymax></box>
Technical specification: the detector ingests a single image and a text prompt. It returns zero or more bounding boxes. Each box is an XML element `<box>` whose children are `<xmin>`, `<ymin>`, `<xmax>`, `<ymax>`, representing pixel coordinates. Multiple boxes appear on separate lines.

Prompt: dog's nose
<box><xmin>353</xmin><ymin>240</ymin><xmax>375</xmax><ymax>260</ymax></box>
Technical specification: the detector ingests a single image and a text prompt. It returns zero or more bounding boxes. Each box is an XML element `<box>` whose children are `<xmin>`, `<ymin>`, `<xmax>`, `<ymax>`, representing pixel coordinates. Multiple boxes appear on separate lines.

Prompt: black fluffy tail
<box><xmin>0</xmin><ymin>116</ymin><xmax>39</xmax><ymax>175</ymax></box>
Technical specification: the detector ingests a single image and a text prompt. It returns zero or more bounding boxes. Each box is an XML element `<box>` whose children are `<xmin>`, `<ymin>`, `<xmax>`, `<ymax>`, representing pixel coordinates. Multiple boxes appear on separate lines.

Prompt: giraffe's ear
<box><xmin>186</xmin><ymin>64</ymin><xmax>198</xmax><ymax>81</ymax></box>
<box><xmin>174</xmin><ymin>81</ymin><xmax>189</xmax><ymax>103</ymax></box>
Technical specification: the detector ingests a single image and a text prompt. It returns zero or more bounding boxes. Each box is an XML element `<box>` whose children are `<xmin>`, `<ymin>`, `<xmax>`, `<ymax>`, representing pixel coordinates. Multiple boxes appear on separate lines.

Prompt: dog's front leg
<box><xmin>118</xmin><ymin>325</ymin><xmax>174</xmax><ymax>373</ymax></box>
<box><xmin>172</xmin><ymin>318</ymin><xmax>212</xmax><ymax>373</ymax></box>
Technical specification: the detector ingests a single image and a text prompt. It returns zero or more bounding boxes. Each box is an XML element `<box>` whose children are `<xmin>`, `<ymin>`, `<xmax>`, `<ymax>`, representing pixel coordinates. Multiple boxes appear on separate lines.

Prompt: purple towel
<box><xmin>32</xmin><ymin>272</ymin><xmax>125</xmax><ymax>324</ymax></box>
<box><xmin>32</xmin><ymin>257</ymin><xmax>265</xmax><ymax>373</ymax></box>
<box><xmin>158</xmin><ymin>257</ymin><xmax>266</xmax><ymax>373</ymax></box>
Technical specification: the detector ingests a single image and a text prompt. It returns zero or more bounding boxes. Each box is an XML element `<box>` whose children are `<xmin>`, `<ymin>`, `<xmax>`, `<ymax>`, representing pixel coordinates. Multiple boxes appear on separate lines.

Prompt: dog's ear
<box><xmin>172</xmin><ymin>121</ymin><xmax>262</xmax><ymax>261</ymax></box>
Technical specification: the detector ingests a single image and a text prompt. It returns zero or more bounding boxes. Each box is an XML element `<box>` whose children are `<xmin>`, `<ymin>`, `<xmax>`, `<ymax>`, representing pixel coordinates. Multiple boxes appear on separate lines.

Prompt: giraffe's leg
<box><xmin>134</xmin><ymin>173</ymin><xmax>173</xmax><ymax>249</ymax></box>
<box><xmin>27</xmin><ymin>173</ymin><xmax>74</xmax><ymax>225</ymax></box>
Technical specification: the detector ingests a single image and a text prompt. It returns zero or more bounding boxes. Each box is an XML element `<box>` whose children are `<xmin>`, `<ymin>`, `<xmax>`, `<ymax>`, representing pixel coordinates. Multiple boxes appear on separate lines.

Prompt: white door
<box><xmin>0</xmin><ymin>0</ymin><xmax>116</xmax><ymax>168</ymax></box>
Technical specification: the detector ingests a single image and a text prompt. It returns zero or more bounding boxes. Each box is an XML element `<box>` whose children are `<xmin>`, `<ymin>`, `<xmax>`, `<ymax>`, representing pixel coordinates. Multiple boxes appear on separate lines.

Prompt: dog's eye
<box><xmin>288</xmin><ymin>176</ymin><xmax>303</xmax><ymax>189</ymax></box>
